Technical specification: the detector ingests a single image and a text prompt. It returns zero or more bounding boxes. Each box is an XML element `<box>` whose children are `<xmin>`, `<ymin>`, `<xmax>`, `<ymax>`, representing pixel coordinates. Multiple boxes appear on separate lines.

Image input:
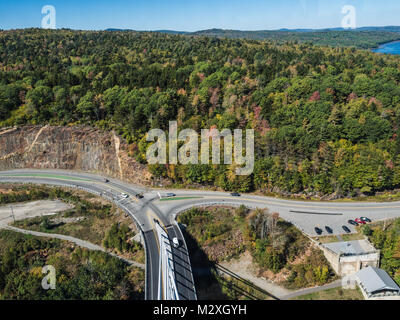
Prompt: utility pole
<box><xmin>10</xmin><ymin>205</ymin><xmax>15</xmax><ymax>223</ymax></box>
<box><xmin>383</xmin><ymin>212</ymin><xmax>389</xmax><ymax>231</ymax></box>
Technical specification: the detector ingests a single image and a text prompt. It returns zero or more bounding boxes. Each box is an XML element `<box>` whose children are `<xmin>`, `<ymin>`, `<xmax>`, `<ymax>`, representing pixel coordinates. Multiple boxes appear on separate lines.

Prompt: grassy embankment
<box><xmin>291</xmin><ymin>287</ymin><xmax>364</xmax><ymax>300</ymax></box>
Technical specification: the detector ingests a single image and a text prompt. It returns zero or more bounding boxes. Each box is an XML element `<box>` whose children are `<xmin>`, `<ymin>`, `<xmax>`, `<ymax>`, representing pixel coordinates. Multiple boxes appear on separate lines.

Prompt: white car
<box><xmin>121</xmin><ymin>193</ymin><xmax>129</xmax><ymax>199</ymax></box>
<box><xmin>172</xmin><ymin>237</ymin><xmax>180</xmax><ymax>248</ymax></box>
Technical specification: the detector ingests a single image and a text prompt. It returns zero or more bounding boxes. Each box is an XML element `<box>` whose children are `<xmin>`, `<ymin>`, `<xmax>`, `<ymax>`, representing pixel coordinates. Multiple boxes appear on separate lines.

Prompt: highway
<box><xmin>2</xmin><ymin>169</ymin><xmax>400</xmax><ymax>300</ymax></box>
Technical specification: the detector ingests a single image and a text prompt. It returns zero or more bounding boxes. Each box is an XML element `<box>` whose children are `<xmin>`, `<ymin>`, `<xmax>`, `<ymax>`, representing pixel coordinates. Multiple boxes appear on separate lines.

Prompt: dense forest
<box><xmin>364</xmin><ymin>218</ymin><xmax>400</xmax><ymax>285</ymax></box>
<box><xmin>1</xmin><ymin>29</ymin><xmax>400</xmax><ymax>196</ymax></box>
<box><xmin>0</xmin><ymin>230</ymin><xmax>144</xmax><ymax>300</ymax></box>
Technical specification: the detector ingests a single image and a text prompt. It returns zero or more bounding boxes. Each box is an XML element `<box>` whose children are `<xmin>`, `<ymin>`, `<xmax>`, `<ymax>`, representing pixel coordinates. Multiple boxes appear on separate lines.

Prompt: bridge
<box><xmin>155</xmin><ymin>221</ymin><xmax>180</xmax><ymax>300</ymax></box>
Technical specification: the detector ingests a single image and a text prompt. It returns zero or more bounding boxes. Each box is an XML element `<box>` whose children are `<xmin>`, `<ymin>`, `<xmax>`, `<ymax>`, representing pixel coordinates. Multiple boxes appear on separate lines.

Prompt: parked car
<box><xmin>348</xmin><ymin>219</ymin><xmax>358</xmax><ymax>226</ymax></box>
<box><xmin>315</xmin><ymin>227</ymin><xmax>323</xmax><ymax>235</ymax></box>
<box><xmin>230</xmin><ymin>192</ymin><xmax>241</xmax><ymax>197</ymax></box>
<box><xmin>325</xmin><ymin>226</ymin><xmax>333</xmax><ymax>234</ymax></box>
<box><xmin>360</xmin><ymin>217</ymin><xmax>371</xmax><ymax>223</ymax></box>
<box><xmin>172</xmin><ymin>237</ymin><xmax>180</xmax><ymax>248</ymax></box>
<box><xmin>355</xmin><ymin>218</ymin><xmax>366</xmax><ymax>225</ymax></box>
<box><xmin>342</xmin><ymin>226</ymin><xmax>351</xmax><ymax>233</ymax></box>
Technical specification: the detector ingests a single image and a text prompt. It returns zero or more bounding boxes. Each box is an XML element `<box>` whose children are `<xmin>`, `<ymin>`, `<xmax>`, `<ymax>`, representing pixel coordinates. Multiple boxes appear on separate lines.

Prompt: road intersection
<box><xmin>1</xmin><ymin>169</ymin><xmax>400</xmax><ymax>300</ymax></box>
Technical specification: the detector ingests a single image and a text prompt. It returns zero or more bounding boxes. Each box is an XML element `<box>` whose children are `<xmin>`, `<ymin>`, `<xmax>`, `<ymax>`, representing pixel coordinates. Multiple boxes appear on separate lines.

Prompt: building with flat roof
<box><xmin>355</xmin><ymin>266</ymin><xmax>400</xmax><ymax>300</ymax></box>
<box><xmin>321</xmin><ymin>240</ymin><xmax>380</xmax><ymax>276</ymax></box>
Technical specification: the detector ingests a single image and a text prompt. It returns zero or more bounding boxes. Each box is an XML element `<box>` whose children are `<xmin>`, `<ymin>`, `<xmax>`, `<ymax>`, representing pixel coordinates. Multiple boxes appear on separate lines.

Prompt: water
<box><xmin>373</xmin><ymin>41</ymin><xmax>400</xmax><ymax>55</ymax></box>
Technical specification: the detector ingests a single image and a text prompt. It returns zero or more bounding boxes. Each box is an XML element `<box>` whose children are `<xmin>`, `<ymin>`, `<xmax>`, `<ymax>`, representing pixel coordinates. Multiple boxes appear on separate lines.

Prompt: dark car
<box><xmin>325</xmin><ymin>226</ymin><xmax>333</xmax><ymax>234</ymax></box>
<box><xmin>166</xmin><ymin>193</ymin><xmax>176</xmax><ymax>197</ymax></box>
<box><xmin>342</xmin><ymin>226</ymin><xmax>351</xmax><ymax>233</ymax></box>
<box><xmin>230</xmin><ymin>192</ymin><xmax>241</xmax><ymax>197</ymax></box>
<box><xmin>361</xmin><ymin>217</ymin><xmax>371</xmax><ymax>223</ymax></box>
<box><xmin>105</xmin><ymin>179</ymin><xmax>110</xmax><ymax>183</ymax></box>
<box><xmin>315</xmin><ymin>227</ymin><xmax>323</xmax><ymax>235</ymax></box>
<box><xmin>348</xmin><ymin>219</ymin><xmax>358</xmax><ymax>226</ymax></box>
<box><xmin>135</xmin><ymin>193</ymin><xmax>144</xmax><ymax>199</ymax></box>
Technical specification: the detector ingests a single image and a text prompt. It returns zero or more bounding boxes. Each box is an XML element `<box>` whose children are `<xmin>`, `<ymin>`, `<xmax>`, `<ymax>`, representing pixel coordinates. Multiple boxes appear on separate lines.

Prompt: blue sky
<box><xmin>0</xmin><ymin>0</ymin><xmax>399</xmax><ymax>31</ymax></box>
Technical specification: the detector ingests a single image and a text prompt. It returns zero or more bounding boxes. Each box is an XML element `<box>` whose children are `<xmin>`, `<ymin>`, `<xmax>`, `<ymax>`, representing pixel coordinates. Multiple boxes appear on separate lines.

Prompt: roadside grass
<box><xmin>215</xmin><ymin>273</ymin><xmax>275</xmax><ymax>300</ymax></box>
<box><xmin>291</xmin><ymin>287</ymin><xmax>364</xmax><ymax>300</ymax></box>
<box><xmin>177</xmin><ymin>206</ymin><xmax>248</xmax><ymax>262</ymax></box>
<box><xmin>255</xmin><ymin>190</ymin><xmax>400</xmax><ymax>203</ymax></box>
<box><xmin>2</xmin><ymin>173</ymin><xmax>91</xmax><ymax>182</ymax></box>
<box><xmin>155</xmin><ymin>184</ymin><xmax>400</xmax><ymax>203</ymax></box>
<box><xmin>315</xmin><ymin>233</ymin><xmax>365</xmax><ymax>244</ymax></box>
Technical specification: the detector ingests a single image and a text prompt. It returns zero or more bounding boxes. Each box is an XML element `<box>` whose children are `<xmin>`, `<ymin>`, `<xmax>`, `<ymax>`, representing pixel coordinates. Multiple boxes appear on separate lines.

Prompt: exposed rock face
<box><xmin>0</xmin><ymin>126</ymin><xmax>152</xmax><ymax>185</ymax></box>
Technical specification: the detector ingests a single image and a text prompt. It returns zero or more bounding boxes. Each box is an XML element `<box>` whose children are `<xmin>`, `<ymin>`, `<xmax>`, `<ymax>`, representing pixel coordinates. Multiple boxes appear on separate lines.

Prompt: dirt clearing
<box><xmin>0</xmin><ymin>200</ymin><xmax>72</xmax><ymax>225</ymax></box>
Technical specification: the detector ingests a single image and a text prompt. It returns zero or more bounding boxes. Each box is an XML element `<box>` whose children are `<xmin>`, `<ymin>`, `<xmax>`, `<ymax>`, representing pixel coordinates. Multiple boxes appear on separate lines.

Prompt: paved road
<box><xmin>153</xmin><ymin>190</ymin><xmax>400</xmax><ymax>236</ymax></box>
<box><xmin>2</xmin><ymin>169</ymin><xmax>400</xmax><ymax>300</ymax></box>
<box><xmin>281</xmin><ymin>280</ymin><xmax>343</xmax><ymax>300</ymax></box>
<box><xmin>2</xmin><ymin>225</ymin><xmax>145</xmax><ymax>269</ymax></box>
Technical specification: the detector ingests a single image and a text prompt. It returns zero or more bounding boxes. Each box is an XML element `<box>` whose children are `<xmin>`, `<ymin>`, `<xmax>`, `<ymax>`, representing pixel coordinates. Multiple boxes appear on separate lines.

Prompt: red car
<box><xmin>355</xmin><ymin>218</ymin><xmax>366</xmax><ymax>225</ymax></box>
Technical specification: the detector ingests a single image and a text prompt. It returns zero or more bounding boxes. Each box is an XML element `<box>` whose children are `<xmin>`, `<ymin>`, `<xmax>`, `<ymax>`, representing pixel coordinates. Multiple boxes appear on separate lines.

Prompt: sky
<box><xmin>0</xmin><ymin>0</ymin><xmax>399</xmax><ymax>31</ymax></box>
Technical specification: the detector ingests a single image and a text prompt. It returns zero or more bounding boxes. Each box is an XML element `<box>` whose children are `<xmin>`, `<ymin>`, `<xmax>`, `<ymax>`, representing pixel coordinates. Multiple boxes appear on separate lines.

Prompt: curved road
<box><xmin>0</xmin><ymin>169</ymin><xmax>196</xmax><ymax>300</ymax></box>
<box><xmin>2</xmin><ymin>169</ymin><xmax>400</xmax><ymax>300</ymax></box>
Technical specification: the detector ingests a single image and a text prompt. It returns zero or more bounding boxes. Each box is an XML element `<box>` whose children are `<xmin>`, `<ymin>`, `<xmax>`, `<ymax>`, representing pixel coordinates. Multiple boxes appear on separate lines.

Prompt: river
<box><xmin>373</xmin><ymin>41</ymin><xmax>400</xmax><ymax>55</ymax></box>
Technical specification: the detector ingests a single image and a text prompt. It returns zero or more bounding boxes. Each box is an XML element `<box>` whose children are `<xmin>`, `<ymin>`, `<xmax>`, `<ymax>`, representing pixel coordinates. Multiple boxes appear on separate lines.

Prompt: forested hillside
<box><xmin>109</xmin><ymin>28</ymin><xmax>400</xmax><ymax>49</ymax></box>
<box><xmin>1</xmin><ymin>29</ymin><xmax>400</xmax><ymax>197</ymax></box>
<box><xmin>190</xmin><ymin>29</ymin><xmax>400</xmax><ymax>49</ymax></box>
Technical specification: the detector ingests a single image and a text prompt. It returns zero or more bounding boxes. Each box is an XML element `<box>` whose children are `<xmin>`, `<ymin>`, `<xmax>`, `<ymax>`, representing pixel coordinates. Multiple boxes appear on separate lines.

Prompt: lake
<box><xmin>373</xmin><ymin>41</ymin><xmax>400</xmax><ymax>55</ymax></box>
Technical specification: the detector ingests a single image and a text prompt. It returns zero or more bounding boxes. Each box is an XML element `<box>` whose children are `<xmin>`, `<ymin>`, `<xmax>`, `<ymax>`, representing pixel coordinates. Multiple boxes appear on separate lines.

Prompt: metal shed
<box><xmin>356</xmin><ymin>266</ymin><xmax>400</xmax><ymax>297</ymax></box>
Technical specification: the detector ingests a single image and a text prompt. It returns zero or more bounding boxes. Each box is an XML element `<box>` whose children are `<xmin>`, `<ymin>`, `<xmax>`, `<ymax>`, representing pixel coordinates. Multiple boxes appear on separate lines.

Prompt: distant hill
<box><xmin>154</xmin><ymin>30</ymin><xmax>188</xmax><ymax>34</ymax></box>
<box><xmin>106</xmin><ymin>28</ymin><xmax>187</xmax><ymax>34</ymax></box>
<box><xmin>105</xmin><ymin>26</ymin><xmax>400</xmax><ymax>49</ymax></box>
<box><xmin>276</xmin><ymin>26</ymin><xmax>400</xmax><ymax>33</ymax></box>
<box><xmin>188</xmin><ymin>28</ymin><xmax>400</xmax><ymax>48</ymax></box>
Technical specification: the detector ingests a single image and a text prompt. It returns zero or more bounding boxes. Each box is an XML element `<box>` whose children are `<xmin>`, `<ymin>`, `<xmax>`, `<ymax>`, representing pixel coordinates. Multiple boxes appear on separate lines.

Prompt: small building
<box><xmin>355</xmin><ymin>266</ymin><xmax>400</xmax><ymax>300</ymax></box>
<box><xmin>321</xmin><ymin>240</ymin><xmax>380</xmax><ymax>276</ymax></box>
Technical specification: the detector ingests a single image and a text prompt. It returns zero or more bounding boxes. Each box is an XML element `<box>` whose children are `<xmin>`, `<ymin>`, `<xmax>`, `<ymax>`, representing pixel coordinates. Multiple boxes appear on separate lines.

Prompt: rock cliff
<box><xmin>0</xmin><ymin>126</ymin><xmax>153</xmax><ymax>185</ymax></box>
